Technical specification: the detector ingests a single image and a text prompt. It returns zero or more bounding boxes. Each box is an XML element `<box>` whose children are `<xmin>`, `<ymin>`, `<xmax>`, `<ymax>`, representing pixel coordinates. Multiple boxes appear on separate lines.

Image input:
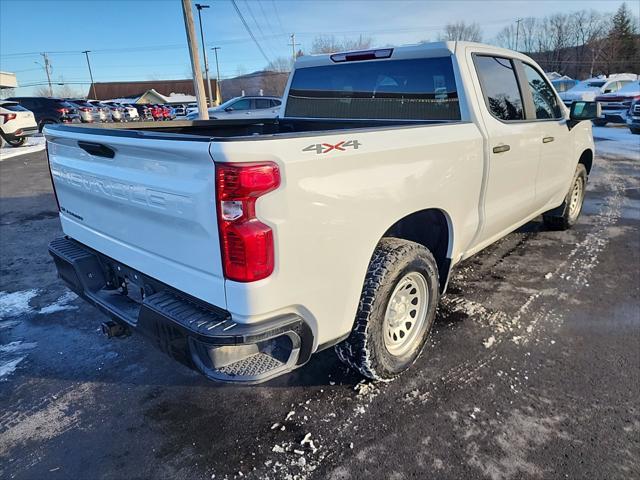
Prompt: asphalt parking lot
<box><xmin>1</xmin><ymin>129</ymin><xmax>639</xmax><ymax>480</ymax></box>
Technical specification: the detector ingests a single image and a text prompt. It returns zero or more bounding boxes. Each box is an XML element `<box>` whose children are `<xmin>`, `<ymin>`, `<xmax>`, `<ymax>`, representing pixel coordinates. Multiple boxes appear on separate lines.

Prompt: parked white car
<box><xmin>560</xmin><ymin>76</ymin><xmax>636</xmax><ymax>107</ymax></box>
<box><xmin>122</xmin><ymin>105</ymin><xmax>139</xmax><ymax>122</ymax></box>
<box><xmin>186</xmin><ymin>96</ymin><xmax>281</xmax><ymax>120</ymax></box>
<box><xmin>46</xmin><ymin>41</ymin><xmax>598</xmax><ymax>384</ymax></box>
<box><xmin>0</xmin><ymin>100</ymin><xmax>38</xmax><ymax>147</ymax></box>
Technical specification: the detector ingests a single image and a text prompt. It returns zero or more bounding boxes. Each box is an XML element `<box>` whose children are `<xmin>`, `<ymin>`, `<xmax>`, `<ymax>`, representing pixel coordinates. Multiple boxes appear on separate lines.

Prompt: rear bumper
<box><xmin>2</xmin><ymin>126</ymin><xmax>38</xmax><ymax>139</ymax></box>
<box><xmin>48</xmin><ymin>237</ymin><xmax>313</xmax><ymax>383</ymax></box>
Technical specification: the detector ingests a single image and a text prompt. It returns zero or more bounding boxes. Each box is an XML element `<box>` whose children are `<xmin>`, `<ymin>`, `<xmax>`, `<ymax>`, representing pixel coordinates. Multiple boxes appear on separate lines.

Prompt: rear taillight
<box><xmin>80</xmin><ymin>107</ymin><xmax>91</xmax><ymax>112</ymax></box>
<box><xmin>56</xmin><ymin>108</ymin><xmax>68</xmax><ymax>114</ymax></box>
<box><xmin>0</xmin><ymin>113</ymin><xmax>17</xmax><ymax>122</ymax></box>
<box><xmin>215</xmin><ymin>162</ymin><xmax>280</xmax><ymax>282</ymax></box>
<box><xmin>45</xmin><ymin>142</ymin><xmax>61</xmax><ymax>212</ymax></box>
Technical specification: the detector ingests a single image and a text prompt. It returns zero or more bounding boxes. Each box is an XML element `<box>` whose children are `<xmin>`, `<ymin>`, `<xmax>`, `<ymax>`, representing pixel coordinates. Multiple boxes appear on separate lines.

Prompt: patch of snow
<box><xmin>483</xmin><ymin>335</ymin><xmax>496</xmax><ymax>348</ymax></box>
<box><xmin>593</xmin><ymin>126</ymin><xmax>640</xmax><ymax>158</ymax></box>
<box><xmin>0</xmin><ymin>135</ymin><xmax>46</xmax><ymax>161</ymax></box>
<box><xmin>0</xmin><ymin>341</ymin><xmax>38</xmax><ymax>354</ymax></box>
<box><xmin>38</xmin><ymin>290</ymin><xmax>78</xmax><ymax>315</ymax></box>
<box><xmin>0</xmin><ymin>289</ymin><xmax>39</xmax><ymax>318</ymax></box>
<box><xmin>0</xmin><ymin>356</ymin><xmax>25</xmax><ymax>380</ymax></box>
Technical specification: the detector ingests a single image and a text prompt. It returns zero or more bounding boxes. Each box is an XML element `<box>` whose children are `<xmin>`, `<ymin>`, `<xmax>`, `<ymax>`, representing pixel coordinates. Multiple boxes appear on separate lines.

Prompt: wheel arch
<box><xmin>381</xmin><ymin>208</ymin><xmax>453</xmax><ymax>292</ymax></box>
<box><xmin>578</xmin><ymin>148</ymin><xmax>593</xmax><ymax>176</ymax></box>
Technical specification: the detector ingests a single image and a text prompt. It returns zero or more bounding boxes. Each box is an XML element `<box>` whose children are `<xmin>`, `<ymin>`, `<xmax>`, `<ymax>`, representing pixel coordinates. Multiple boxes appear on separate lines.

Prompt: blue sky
<box><xmin>0</xmin><ymin>0</ymin><xmax>633</xmax><ymax>96</ymax></box>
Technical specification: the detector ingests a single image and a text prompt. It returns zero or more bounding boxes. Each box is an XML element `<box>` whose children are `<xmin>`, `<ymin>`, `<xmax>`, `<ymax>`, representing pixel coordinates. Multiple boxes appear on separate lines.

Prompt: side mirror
<box><xmin>570</xmin><ymin>101</ymin><xmax>601</xmax><ymax>121</ymax></box>
<box><xmin>224</xmin><ymin>107</ymin><xmax>233</xmax><ymax>112</ymax></box>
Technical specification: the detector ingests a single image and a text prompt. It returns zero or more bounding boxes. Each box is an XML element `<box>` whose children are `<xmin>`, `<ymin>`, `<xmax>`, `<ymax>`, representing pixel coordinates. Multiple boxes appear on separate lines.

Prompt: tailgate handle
<box><xmin>78</xmin><ymin>141</ymin><xmax>115</xmax><ymax>159</ymax></box>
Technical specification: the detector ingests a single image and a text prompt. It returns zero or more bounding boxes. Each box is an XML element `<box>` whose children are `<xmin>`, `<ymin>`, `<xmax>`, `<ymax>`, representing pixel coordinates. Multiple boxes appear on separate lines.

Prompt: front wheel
<box><xmin>543</xmin><ymin>164</ymin><xmax>587</xmax><ymax>231</ymax></box>
<box><xmin>630</xmin><ymin>127</ymin><xmax>640</xmax><ymax>135</ymax></box>
<box><xmin>335</xmin><ymin>238</ymin><xmax>440</xmax><ymax>380</ymax></box>
<box><xmin>592</xmin><ymin>119</ymin><xmax>607</xmax><ymax>127</ymax></box>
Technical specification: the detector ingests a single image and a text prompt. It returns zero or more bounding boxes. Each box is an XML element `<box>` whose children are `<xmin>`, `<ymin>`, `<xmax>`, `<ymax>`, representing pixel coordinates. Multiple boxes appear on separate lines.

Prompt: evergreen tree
<box><xmin>608</xmin><ymin>3</ymin><xmax>639</xmax><ymax>73</ymax></box>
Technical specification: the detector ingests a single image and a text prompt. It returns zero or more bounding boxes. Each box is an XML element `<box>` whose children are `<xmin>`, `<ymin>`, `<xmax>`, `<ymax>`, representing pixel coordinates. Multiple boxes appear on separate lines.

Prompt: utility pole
<box><xmin>195</xmin><ymin>3</ymin><xmax>213</xmax><ymax>108</ymax></box>
<box><xmin>40</xmin><ymin>53</ymin><xmax>53</xmax><ymax>97</ymax></box>
<box><xmin>82</xmin><ymin>50</ymin><xmax>98</xmax><ymax>99</ymax></box>
<box><xmin>211</xmin><ymin>47</ymin><xmax>222</xmax><ymax>104</ymax></box>
<box><xmin>288</xmin><ymin>33</ymin><xmax>300</xmax><ymax>66</ymax></box>
<box><xmin>182</xmin><ymin>0</ymin><xmax>209</xmax><ymax>120</ymax></box>
<box><xmin>515</xmin><ymin>18</ymin><xmax>522</xmax><ymax>51</ymax></box>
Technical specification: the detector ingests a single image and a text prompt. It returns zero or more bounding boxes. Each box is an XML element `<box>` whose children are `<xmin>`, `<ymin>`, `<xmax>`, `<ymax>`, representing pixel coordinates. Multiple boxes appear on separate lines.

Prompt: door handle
<box><xmin>543</xmin><ymin>136</ymin><xmax>554</xmax><ymax>143</ymax></box>
<box><xmin>78</xmin><ymin>141</ymin><xmax>115</xmax><ymax>158</ymax></box>
<box><xmin>492</xmin><ymin>144</ymin><xmax>510</xmax><ymax>154</ymax></box>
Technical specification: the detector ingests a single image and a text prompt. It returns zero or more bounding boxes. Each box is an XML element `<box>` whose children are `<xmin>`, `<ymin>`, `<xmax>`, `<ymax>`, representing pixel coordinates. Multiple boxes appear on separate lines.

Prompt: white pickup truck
<box><xmin>45</xmin><ymin>42</ymin><xmax>599</xmax><ymax>383</ymax></box>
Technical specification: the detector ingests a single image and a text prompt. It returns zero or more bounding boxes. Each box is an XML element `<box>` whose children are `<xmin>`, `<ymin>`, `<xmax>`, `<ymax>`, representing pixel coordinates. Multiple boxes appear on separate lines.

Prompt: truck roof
<box><xmin>293</xmin><ymin>41</ymin><xmax>536</xmax><ymax>69</ymax></box>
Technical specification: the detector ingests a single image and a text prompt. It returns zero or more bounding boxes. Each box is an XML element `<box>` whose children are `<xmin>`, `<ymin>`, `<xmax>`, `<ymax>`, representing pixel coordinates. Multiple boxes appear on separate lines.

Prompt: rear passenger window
<box><xmin>255</xmin><ymin>98</ymin><xmax>271</xmax><ymax>109</ymax></box>
<box><xmin>286</xmin><ymin>57</ymin><xmax>461</xmax><ymax>120</ymax></box>
<box><xmin>474</xmin><ymin>55</ymin><xmax>524</xmax><ymax>121</ymax></box>
<box><xmin>522</xmin><ymin>64</ymin><xmax>563</xmax><ymax>119</ymax></box>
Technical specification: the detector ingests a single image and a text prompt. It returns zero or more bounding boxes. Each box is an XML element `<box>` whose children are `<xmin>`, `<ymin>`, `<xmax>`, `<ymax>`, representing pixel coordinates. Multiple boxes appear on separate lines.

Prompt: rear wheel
<box><xmin>7</xmin><ymin>137</ymin><xmax>27</xmax><ymax>147</ymax></box>
<box><xmin>335</xmin><ymin>238</ymin><xmax>439</xmax><ymax>380</ymax></box>
<box><xmin>543</xmin><ymin>164</ymin><xmax>587</xmax><ymax>231</ymax></box>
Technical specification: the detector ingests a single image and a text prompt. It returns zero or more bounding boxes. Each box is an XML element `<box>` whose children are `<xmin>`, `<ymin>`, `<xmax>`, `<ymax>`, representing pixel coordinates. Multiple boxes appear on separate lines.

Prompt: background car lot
<box><xmin>0</xmin><ymin>127</ymin><xmax>638</xmax><ymax>479</ymax></box>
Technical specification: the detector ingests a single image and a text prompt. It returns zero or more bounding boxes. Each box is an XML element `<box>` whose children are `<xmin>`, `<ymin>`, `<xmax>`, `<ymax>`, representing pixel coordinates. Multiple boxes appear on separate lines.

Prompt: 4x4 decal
<box><xmin>303</xmin><ymin>140</ymin><xmax>361</xmax><ymax>154</ymax></box>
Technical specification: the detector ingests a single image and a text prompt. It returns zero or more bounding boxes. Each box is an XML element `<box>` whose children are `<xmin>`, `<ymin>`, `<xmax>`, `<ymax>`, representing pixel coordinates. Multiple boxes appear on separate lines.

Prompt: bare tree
<box><xmin>34</xmin><ymin>86</ymin><xmax>53</xmax><ymax>97</ymax></box>
<box><xmin>266</xmin><ymin>56</ymin><xmax>293</xmax><ymax>73</ymax></box>
<box><xmin>438</xmin><ymin>22</ymin><xmax>482</xmax><ymax>42</ymax></box>
<box><xmin>311</xmin><ymin>35</ymin><xmax>373</xmax><ymax>54</ymax></box>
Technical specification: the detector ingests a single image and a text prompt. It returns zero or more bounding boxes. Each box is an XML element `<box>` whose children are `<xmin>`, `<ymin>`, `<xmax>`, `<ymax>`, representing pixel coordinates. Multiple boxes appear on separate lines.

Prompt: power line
<box><xmin>242</xmin><ymin>0</ymin><xmax>278</xmax><ymax>59</ymax></box>
<box><xmin>230</xmin><ymin>0</ymin><xmax>271</xmax><ymax>64</ymax></box>
<box><xmin>270</xmin><ymin>0</ymin><xmax>286</xmax><ymax>35</ymax></box>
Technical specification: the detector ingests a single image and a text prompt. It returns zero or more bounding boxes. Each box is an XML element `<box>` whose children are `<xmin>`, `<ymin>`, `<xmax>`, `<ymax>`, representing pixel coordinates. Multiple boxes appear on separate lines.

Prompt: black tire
<box><xmin>592</xmin><ymin>119</ymin><xmax>607</xmax><ymax>127</ymax></box>
<box><xmin>543</xmin><ymin>164</ymin><xmax>587</xmax><ymax>231</ymax></box>
<box><xmin>7</xmin><ymin>137</ymin><xmax>27</xmax><ymax>147</ymax></box>
<box><xmin>335</xmin><ymin>238</ymin><xmax>440</xmax><ymax>380</ymax></box>
<box><xmin>630</xmin><ymin>128</ymin><xmax>640</xmax><ymax>135</ymax></box>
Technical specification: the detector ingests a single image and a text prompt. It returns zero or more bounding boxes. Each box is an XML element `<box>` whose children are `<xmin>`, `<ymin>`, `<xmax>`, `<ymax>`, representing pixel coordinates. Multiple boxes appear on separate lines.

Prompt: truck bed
<box><xmin>46</xmin><ymin>117</ymin><xmax>461</xmax><ymax>141</ymax></box>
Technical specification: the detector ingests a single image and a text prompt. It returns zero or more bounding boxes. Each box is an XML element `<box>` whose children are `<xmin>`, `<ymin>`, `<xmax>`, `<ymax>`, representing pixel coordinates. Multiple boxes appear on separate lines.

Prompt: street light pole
<box><xmin>195</xmin><ymin>3</ymin><xmax>213</xmax><ymax>108</ymax></box>
<box><xmin>211</xmin><ymin>47</ymin><xmax>221</xmax><ymax>104</ymax></box>
<box><xmin>82</xmin><ymin>50</ymin><xmax>98</xmax><ymax>99</ymax></box>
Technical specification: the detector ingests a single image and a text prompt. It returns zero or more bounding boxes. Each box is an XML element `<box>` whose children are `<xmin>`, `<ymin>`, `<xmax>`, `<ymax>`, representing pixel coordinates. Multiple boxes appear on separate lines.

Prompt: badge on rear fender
<box><xmin>303</xmin><ymin>140</ymin><xmax>361</xmax><ymax>154</ymax></box>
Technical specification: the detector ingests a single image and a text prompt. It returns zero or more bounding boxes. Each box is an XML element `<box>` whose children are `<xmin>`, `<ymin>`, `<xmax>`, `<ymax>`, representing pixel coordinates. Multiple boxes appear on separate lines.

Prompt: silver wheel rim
<box><xmin>568</xmin><ymin>176</ymin><xmax>584</xmax><ymax>221</ymax></box>
<box><xmin>383</xmin><ymin>272</ymin><xmax>429</xmax><ymax>357</ymax></box>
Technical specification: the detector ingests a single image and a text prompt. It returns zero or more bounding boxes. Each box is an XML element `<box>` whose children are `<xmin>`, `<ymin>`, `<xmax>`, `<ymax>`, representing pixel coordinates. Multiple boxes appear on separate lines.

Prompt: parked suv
<box><xmin>5</xmin><ymin>97</ymin><xmax>81</xmax><ymax>131</ymax></box>
<box><xmin>627</xmin><ymin>99</ymin><xmax>640</xmax><ymax>134</ymax></box>
<box><xmin>0</xmin><ymin>100</ymin><xmax>38</xmax><ymax>147</ymax></box>
<box><xmin>186</xmin><ymin>96</ymin><xmax>281</xmax><ymax>120</ymax></box>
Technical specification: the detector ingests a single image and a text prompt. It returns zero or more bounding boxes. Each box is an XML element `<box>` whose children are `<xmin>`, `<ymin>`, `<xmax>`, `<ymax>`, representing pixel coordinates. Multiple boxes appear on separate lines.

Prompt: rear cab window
<box><xmin>285</xmin><ymin>56</ymin><xmax>461</xmax><ymax>120</ymax></box>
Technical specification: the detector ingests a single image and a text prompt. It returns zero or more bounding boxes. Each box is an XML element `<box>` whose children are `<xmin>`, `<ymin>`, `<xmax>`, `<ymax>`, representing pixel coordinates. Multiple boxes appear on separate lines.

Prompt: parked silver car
<box><xmin>186</xmin><ymin>96</ymin><xmax>282</xmax><ymax>120</ymax></box>
<box><xmin>66</xmin><ymin>99</ymin><xmax>101</xmax><ymax>123</ymax></box>
<box><xmin>88</xmin><ymin>101</ymin><xmax>113</xmax><ymax>123</ymax></box>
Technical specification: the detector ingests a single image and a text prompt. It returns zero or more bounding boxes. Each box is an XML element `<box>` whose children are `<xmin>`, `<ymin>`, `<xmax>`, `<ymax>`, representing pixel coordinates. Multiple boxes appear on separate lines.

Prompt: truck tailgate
<box><xmin>46</xmin><ymin>129</ymin><xmax>226</xmax><ymax>308</ymax></box>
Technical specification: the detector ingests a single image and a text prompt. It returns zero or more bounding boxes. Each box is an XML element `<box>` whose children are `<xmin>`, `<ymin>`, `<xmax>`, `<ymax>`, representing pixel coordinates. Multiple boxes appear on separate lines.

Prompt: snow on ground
<box><xmin>0</xmin><ymin>135</ymin><xmax>45</xmax><ymax>161</ymax></box>
<box><xmin>593</xmin><ymin>125</ymin><xmax>640</xmax><ymax>159</ymax></box>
